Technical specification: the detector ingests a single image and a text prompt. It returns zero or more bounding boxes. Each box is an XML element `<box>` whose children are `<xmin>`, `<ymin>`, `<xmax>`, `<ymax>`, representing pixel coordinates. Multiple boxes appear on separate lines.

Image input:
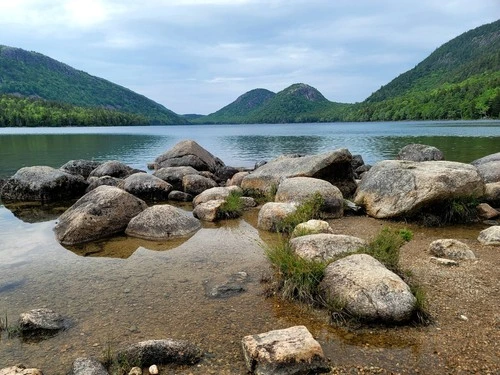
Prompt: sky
<box><xmin>0</xmin><ymin>1</ymin><xmax>499</xmax><ymax>115</ymax></box>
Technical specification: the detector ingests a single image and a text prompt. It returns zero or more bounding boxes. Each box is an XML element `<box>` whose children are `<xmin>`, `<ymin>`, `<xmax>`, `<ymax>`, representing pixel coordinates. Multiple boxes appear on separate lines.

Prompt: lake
<box><xmin>0</xmin><ymin>120</ymin><xmax>499</xmax><ymax>373</ymax></box>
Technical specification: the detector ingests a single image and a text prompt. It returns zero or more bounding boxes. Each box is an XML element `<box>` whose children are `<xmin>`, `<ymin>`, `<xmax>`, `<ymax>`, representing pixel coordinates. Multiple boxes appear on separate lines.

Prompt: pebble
<box><xmin>129</xmin><ymin>367</ymin><xmax>142</xmax><ymax>375</ymax></box>
<box><xmin>459</xmin><ymin>315</ymin><xmax>469</xmax><ymax>321</ymax></box>
<box><xmin>149</xmin><ymin>364</ymin><xmax>159</xmax><ymax>374</ymax></box>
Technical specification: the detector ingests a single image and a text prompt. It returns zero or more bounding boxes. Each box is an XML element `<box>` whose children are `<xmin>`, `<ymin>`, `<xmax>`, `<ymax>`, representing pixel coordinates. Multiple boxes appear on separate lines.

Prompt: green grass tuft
<box><xmin>358</xmin><ymin>227</ymin><xmax>409</xmax><ymax>272</ymax></box>
<box><xmin>218</xmin><ymin>190</ymin><xmax>244</xmax><ymax>219</ymax></box>
<box><xmin>275</xmin><ymin>193</ymin><xmax>325</xmax><ymax>233</ymax></box>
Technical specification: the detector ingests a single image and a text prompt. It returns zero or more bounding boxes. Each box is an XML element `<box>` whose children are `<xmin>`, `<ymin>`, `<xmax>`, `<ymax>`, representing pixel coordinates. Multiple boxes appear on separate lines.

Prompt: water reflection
<box><xmin>2</xmin><ymin>201</ymin><xmax>73</xmax><ymax>223</ymax></box>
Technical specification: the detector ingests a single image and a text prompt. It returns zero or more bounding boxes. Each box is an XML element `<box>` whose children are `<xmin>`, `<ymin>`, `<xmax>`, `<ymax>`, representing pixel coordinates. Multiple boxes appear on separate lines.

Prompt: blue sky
<box><xmin>1</xmin><ymin>0</ymin><xmax>498</xmax><ymax>114</ymax></box>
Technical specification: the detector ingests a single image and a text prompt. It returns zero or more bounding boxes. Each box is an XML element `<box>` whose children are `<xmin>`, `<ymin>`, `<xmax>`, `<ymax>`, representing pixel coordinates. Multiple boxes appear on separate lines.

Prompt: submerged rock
<box><xmin>54</xmin><ymin>186</ymin><xmax>147</xmax><ymax>245</ymax></box>
<box><xmin>320</xmin><ymin>254</ymin><xmax>416</xmax><ymax>322</ymax></box>
<box><xmin>69</xmin><ymin>358</ymin><xmax>108</xmax><ymax>375</ymax></box>
<box><xmin>428</xmin><ymin>239</ymin><xmax>476</xmax><ymax>260</ymax></box>
<box><xmin>1</xmin><ymin>166</ymin><xmax>88</xmax><ymax>203</ymax></box>
<box><xmin>204</xmin><ymin>272</ymin><xmax>250</xmax><ymax>298</ymax></box>
<box><xmin>354</xmin><ymin>160</ymin><xmax>484</xmax><ymax>219</ymax></box>
<box><xmin>290</xmin><ymin>233</ymin><xmax>367</xmax><ymax>262</ymax></box>
<box><xmin>241</xmin><ymin>325</ymin><xmax>330</xmax><ymax>375</ymax></box>
<box><xmin>117</xmin><ymin>339</ymin><xmax>203</xmax><ymax>366</ymax></box>
<box><xmin>275</xmin><ymin>177</ymin><xmax>344</xmax><ymax>219</ymax></box>
<box><xmin>397</xmin><ymin>143</ymin><xmax>444</xmax><ymax>161</ymax></box>
<box><xmin>18</xmin><ymin>308</ymin><xmax>65</xmax><ymax>332</ymax></box>
<box><xmin>241</xmin><ymin>149</ymin><xmax>356</xmax><ymax>197</ymax></box>
<box><xmin>126</xmin><ymin>205</ymin><xmax>201</xmax><ymax>240</ymax></box>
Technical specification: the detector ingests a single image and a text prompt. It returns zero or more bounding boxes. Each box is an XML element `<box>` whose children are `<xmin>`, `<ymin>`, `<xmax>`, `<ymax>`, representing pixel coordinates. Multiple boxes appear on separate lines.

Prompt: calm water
<box><xmin>0</xmin><ymin>120</ymin><xmax>499</xmax><ymax>179</ymax></box>
<box><xmin>0</xmin><ymin>121</ymin><xmax>499</xmax><ymax>373</ymax></box>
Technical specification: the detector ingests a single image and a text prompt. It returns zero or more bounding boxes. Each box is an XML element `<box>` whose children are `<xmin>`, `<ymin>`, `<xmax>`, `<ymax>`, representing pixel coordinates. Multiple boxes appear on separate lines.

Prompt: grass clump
<box><xmin>416</xmin><ymin>197</ymin><xmax>479</xmax><ymax>226</ymax></box>
<box><xmin>0</xmin><ymin>313</ymin><xmax>21</xmax><ymax>338</ymax></box>
<box><xmin>218</xmin><ymin>190</ymin><xmax>244</xmax><ymax>219</ymax></box>
<box><xmin>264</xmin><ymin>238</ymin><xmax>327</xmax><ymax>304</ymax></box>
<box><xmin>276</xmin><ymin>193</ymin><xmax>325</xmax><ymax>233</ymax></box>
<box><xmin>243</xmin><ymin>183</ymin><xmax>278</xmax><ymax>204</ymax></box>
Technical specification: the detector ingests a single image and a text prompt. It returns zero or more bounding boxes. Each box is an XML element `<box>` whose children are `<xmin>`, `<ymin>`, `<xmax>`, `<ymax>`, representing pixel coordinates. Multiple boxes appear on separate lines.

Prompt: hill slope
<box><xmin>0</xmin><ymin>45</ymin><xmax>187</xmax><ymax>125</ymax></box>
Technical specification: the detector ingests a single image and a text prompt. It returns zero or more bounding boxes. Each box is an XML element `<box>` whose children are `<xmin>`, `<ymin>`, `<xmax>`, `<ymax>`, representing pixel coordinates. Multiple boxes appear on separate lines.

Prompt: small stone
<box><xmin>459</xmin><ymin>315</ymin><xmax>469</xmax><ymax>321</ymax></box>
<box><xmin>148</xmin><ymin>365</ymin><xmax>158</xmax><ymax>375</ymax></box>
<box><xmin>430</xmin><ymin>257</ymin><xmax>459</xmax><ymax>267</ymax></box>
<box><xmin>128</xmin><ymin>367</ymin><xmax>142</xmax><ymax>375</ymax></box>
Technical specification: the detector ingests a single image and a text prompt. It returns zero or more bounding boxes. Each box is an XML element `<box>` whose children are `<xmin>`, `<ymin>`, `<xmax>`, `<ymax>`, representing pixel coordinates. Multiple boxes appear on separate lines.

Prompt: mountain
<box><xmin>0</xmin><ymin>45</ymin><xmax>187</xmax><ymax>125</ymax></box>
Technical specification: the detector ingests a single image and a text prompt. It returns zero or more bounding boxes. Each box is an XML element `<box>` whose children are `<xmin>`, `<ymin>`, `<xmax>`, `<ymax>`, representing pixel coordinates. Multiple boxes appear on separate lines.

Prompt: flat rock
<box><xmin>182</xmin><ymin>174</ymin><xmax>218</xmax><ymax>196</ymax></box>
<box><xmin>119</xmin><ymin>173</ymin><xmax>172</xmax><ymax>201</ymax></box>
<box><xmin>0</xmin><ymin>366</ymin><xmax>43</xmax><ymax>375</ymax></box>
<box><xmin>18</xmin><ymin>308</ymin><xmax>65</xmax><ymax>331</ymax></box>
<box><xmin>241</xmin><ymin>149</ymin><xmax>356</xmax><ymax>197</ymax></box>
<box><xmin>69</xmin><ymin>358</ymin><xmax>108</xmax><ymax>375</ymax></box>
<box><xmin>193</xmin><ymin>186</ymin><xmax>242</xmax><ymax>207</ymax></box>
<box><xmin>257</xmin><ymin>202</ymin><xmax>297</xmax><ymax>232</ymax></box>
<box><xmin>117</xmin><ymin>339</ymin><xmax>203</xmax><ymax>366</ymax></box>
<box><xmin>291</xmin><ymin>220</ymin><xmax>333</xmax><ymax>237</ymax></box>
<box><xmin>60</xmin><ymin>160</ymin><xmax>103</xmax><ymax>179</ymax></box>
<box><xmin>290</xmin><ymin>233</ymin><xmax>367</xmax><ymax>262</ymax></box>
<box><xmin>354</xmin><ymin>160</ymin><xmax>484</xmax><ymax>219</ymax></box>
<box><xmin>126</xmin><ymin>205</ymin><xmax>201</xmax><ymax>240</ymax></box>
<box><xmin>54</xmin><ymin>185</ymin><xmax>147</xmax><ymax>245</ymax></box>
<box><xmin>204</xmin><ymin>272</ymin><xmax>250</xmax><ymax>298</ymax></box>
<box><xmin>1</xmin><ymin>166</ymin><xmax>88</xmax><ymax>203</ymax></box>
<box><xmin>477</xmin><ymin>225</ymin><xmax>500</xmax><ymax>245</ymax></box>
<box><xmin>430</xmin><ymin>257</ymin><xmax>459</xmax><ymax>267</ymax></box>
<box><xmin>428</xmin><ymin>239</ymin><xmax>476</xmax><ymax>260</ymax></box>
<box><xmin>397</xmin><ymin>143</ymin><xmax>444</xmax><ymax>161</ymax></box>
<box><xmin>275</xmin><ymin>177</ymin><xmax>344</xmax><ymax>219</ymax></box>
<box><xmin>153</xmin><ymin>166</ymin><xmax>200</xmax><ymax>190</ymax></box>
<box><xmin>320</xmin><ymin>254</ymin><xmax>416</xmax><ymax>322</ymax></box>
<box><xmin>154</xmin><ymin>139</ymin><xmax>225</xmax><ymax>173</ymax></box>
<box><xmin>241</xmin><ymin>325</ymin><xmax>330</xmax><ymax>375</ymax></box>
<box><xmin>88</xmin><ymin>160</ymin><xmax>139</xmax><ymax>178</ymax></box>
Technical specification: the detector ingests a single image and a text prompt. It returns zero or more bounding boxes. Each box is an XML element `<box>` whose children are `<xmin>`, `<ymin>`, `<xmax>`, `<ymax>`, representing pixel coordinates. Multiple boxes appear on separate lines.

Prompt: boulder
<box><xmin>351</xmin><ymin>154</ymin><xmax>365</xmax><ymax>170</ymax></box>
<box><xmin>125</xmin><ymin>205</ymin><xmax>201</xmax><ymax>240</ymax></box>
<box><xmin>354</xmin><ymin>160</ymin><xmax>484</xmax><ymax>219</ymax></box>
<box><xmin>193</xmin><ymin>186</ymin><xmax>242</xmax><ymax>207</ymax></box>
<box><xmin>397</xmin><ymin>144</ymin><xmax>444</xmax><ymax>161</ymax></box>
<box><xmin>154</xmin><ymin>140</ymin><xmax>225</xmax><ymax>173</ymax></box>
<box><xmin>119</xmin><ymin>173</ymin><xmax>172</xmax><ymax>201</ymax></box>
<box><xmin>241</xmin><ymin>149</ymin><xmax>356</xmax><ymax>197</ymax></box>
<box><xmin>0</xmin><ymin>366</ymin><xmax>43</xmax><ymax>375</ymax></box>
<box><xmin>471</xmin><ymin>152</ymin><xmax>500</xmax><ymax>166</ymax></box>
<box><xmin>88</xmin><ymin>160</ymin><xmax>140</xmax><ymax>178</ymax></box>
<box><xmin>477</xmin><ymin>226</ymin><xmax>500</xmax><ymax>245</ymax></box>
<box><xmin>192</xmin><ymin>199</ymin><xmax>225</xmax><ymax>222</ymax></box>
<box><xmin>484</xmin><ymin>182</ymin><xmax>500</xmax><ymax>206</ymax></box>
<box><xmin>182</xmin><ymin>174</ymin><xmax>218</xmax><ymax>196</ymax></box>
<box><xmin>428</xmin><ymin>239</ymin><xmax>476</xmax><ymax>260</ymax></box>
<box><xmin>69</xmin><ymin>358</ymin><xmax>108</xmax><ymax>375</ymax></box>
<box><xmin>216</xmin><ymin>165</ymin><xmax>240</xmax><ymax>183</ymax></box>
<box><xmin>471</xmin><ymin>152</ymin><xmax>500</xmax><ymax>183</ymax></box>
<box><xmin>60</xmin><ymin>160</ymin><xmax>103</xmax><ymax>179</ymax></box>
<box><xmin>0</xmin><ymin>166</ymin><xmax>88</xmax><ymax>203</ymax></box>
<box><xmin>241</xmin><ymin>325</ymin><xmax>330</xmax><ymax>375</ymax></box>
<box><xmin>54</xmin><ymin>186</ymin><xmax>147</xmax><ymax>245</ymax></box>
<box><xmin>86</xmin><ymin>176</ymin><xmax>122</xmax><ymax>192</ymax></box>
<box><xmin>257</xmin><ymin>202</ymin><xmax>297</xmax><ymax>232</ymax></box>
<box><xmin>320</xmin><ymin>254</ymin><xmax>416</xmax><ymax>322</ymax></box>
<box><xmin>153</xmin><ymin>166</ymin><xmax>200</xmax><ymax>190</ymax></box>
<box><xmin>117</xmin><ymin>339</ymin><xmax>203</xmax><ymax>366</ymax></box>
<box><xmin>477</xmin><ymin>203</ymin><xmax>499</xmax><ymax>219</ymax></box>
<box><xmin>275</xmin><ymin>177</ymin><xmax>344</xmax><ymax>219</ymax></box>
<box><xmin>18</xmin><ymin>308</ymin><xmax>65</xmax><ymax>332</ymax></box>
<box><xmin>291</xmin><ymin>219</ymin><xmax>333</xmax><ymax>237</ymax></box>
<box><xmin>290</xmin><ymin>234</ymin><xmax>367</xmax><ymax>262</ymax></box>
<box><xmin>227</xmin><ymin>171</ymin><xmax>250</xmax><ymax>187</ymax></box>
<box><xmin>168</xmin><ymin>190</ymin><xmax>193</xmax><ymax>202</ymax></box>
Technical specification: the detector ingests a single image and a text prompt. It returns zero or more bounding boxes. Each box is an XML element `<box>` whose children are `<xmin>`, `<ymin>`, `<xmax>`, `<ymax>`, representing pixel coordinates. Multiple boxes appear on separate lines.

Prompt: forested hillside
<box><xmin>0</xmin><ymin>45</ymin><xmax>187</xmax><ymax>125</ymax></box>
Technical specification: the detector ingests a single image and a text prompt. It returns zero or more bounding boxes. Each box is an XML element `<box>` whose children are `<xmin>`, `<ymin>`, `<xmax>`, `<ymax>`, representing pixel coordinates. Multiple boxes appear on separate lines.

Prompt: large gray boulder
<box><xmin>471</xmin><ymin>152</ymin><xmax>500</xmax><ymax>166</ymax></box>
<box><xmin>471</xmin><ymin>152</ymin><xmax>500</xmax><ymax>183</ymax></box>
<box><xmin>117</xmin><ymin>339</ymin><xmax>203</xmax><ymax>366</ymax></box>
<box><xmin>241</xmin><ymin>325</ymin><xmax>330</xmax><ymax>375</ymax></box>
<box><xmin>397</xmin><ymin>144</ymin><xmax>444</xmax><ymax>161</ymax></box>
<box><xmin>354</xmin><ymin>160</ymin><xmax>485</xmax><ymax>219</ymax></box>
<box><xmin>275</xmin><ymin>177</ymin><xmax>344</xmax><ymax>219</ymax></box>
<box><xmin>193</xmin><ymin>186</ymin><xmax>242</xmax><ymax>207</ymax></box>
<box><xmin>119</xmin><ymin>173</ymin><xmax>172</xmax><ymax>201</ymax></box>
<box><xmin>60</xmin><ymin>160</ymin><xmax>103</xmax><ymax>179</ymax></box>
<box><xmin>88</xmin><ymin>160</ymin><xmax>139</xmax><ymax>179</ymax></box>
<box><xmin>154</xmin><ymin>140</ymin><xmax>225</xmax><ymax>173</ymax></box>
<box><xmin>241</xmin><ymin>149</ymin><xmax>356</xmax><ymax>197</ymax></box>
<box><xmin>477</xmin><ymin>226</ymin><xmax>500</xmax><ymax>245</ymax></box>
<box><xmin>69</xmin><ymin>358</ymin><xmax>108</xmax><ymax>375</ymax></box>
<box><xmin>182</xmin><ymin>174</ymin><xmax>218</xmax><ymax>196</ymax></box>
<box><xmin>18</xmin><ymin>308</ymin><xmax>65</xmax><ymax>332</ymax></box>
<box><xmin>153</xmin><ymin>166</ymin><xmax>200</xmax><ymax>190</ymax></box>
<box><xmin>290</xmin><ymin>233</ymin><xmax>367</xmax><ymax>262</ymax></box>
<box><xmin>54</xmin><ymin>186</ymin><xmax>147</xmax><ymax>245</ymax></box>
<box><xmin>257</xmin><ymin>202</ymin><xmax>297</xmax><ymax>232</ymax></box>
<box><xmin>125</xmin><ymin>205</ymin><xmax>201</xmax><ymax>240</ymax></box>
<box><xmin>428</xmin><ymin>239</ymin><xmax>476</xmax><ymax>260</ymax></box>
<box><xmin>0</xmin><ymin>166</ymin><xmax>88</xmax><ymax>202</ymax></box>
<box><xmin>320</xmin><ymin>254</ymin><xmax>416</xmax><ymax>322</ymax></box>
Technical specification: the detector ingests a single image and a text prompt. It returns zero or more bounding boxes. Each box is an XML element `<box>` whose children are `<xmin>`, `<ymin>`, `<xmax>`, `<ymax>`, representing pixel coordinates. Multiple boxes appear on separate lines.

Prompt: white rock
<box><xmin>428</xmin><ymin>239</ymin><xmax>475</xmax><ymax>260</ymax></box>
<box><xmin>478</xmin><ymin>225</ymin><xmax>500</xmax><ymax>245</ymax></box>
<box><xmin>148</xmin><ymin>365</ymin><xmax>158</xmax><ymax>375</ymax></box>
